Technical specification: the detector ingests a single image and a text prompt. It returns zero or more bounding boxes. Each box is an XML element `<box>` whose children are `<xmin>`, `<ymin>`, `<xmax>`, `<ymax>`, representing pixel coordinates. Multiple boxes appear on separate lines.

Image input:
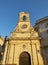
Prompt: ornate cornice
<box><xmin>9</xmin><ymin>37</ymin><xmax>41</xmax><ymax>40</ymax></box>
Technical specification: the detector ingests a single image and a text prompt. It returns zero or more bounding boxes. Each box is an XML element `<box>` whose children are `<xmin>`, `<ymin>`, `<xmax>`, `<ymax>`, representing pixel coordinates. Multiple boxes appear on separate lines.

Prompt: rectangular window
<box><xmin>44</xmin><ymin>47</ymin><xmax>48</xmax><ymax>62</ymax></box>
<box><xmin>41</xmin><ymin>46</ymin><xmax>48</xmax><ymax>64</ymax></box>
<box><xmin>46</xmin><ymin>23</ymin><xmax>48</xmax><ymax>27</ymax></box>
<box><xmin>47</xmin><ymin>30</ymin><xmax>48</xmax><ymax>33</ymax></box>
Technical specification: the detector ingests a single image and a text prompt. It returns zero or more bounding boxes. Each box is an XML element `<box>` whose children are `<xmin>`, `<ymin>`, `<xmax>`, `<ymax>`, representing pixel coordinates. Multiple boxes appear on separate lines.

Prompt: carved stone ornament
<box><xmin>23</xmin><ymin>45</ymin><xmax>26</xmax><ymax>49</ymax></box>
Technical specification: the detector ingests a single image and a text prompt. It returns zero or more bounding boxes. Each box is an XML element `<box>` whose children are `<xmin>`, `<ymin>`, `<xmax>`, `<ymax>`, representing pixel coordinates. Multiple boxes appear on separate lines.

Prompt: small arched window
<box><xmin>23</xmin><ymin>16</ymin><xmax>26</xmax><ymax>21</ymax></box>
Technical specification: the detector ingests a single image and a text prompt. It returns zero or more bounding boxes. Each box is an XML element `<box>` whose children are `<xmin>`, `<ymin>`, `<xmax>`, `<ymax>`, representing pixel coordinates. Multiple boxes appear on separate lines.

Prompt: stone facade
<box><xmin>0</xmin><ymin>36</ymin><xmax>4</xmax><ymax>64</ymax></box>
<box><xmin>0</xmin><ymin>12</ymin><xmax>46</xmax><ymax>65</ymax></box>
<box><xmin>0</xmin><ymin>36</ymin><xmax>4</xmax><ymax>46</ymax></box>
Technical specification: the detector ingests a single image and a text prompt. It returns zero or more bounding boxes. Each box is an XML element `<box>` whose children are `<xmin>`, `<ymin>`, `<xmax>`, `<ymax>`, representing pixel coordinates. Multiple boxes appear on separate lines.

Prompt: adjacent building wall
<box><xmin>34</xmin><ymin>17</ymin><xmax>48</xmax><ymax>65</ymax></box>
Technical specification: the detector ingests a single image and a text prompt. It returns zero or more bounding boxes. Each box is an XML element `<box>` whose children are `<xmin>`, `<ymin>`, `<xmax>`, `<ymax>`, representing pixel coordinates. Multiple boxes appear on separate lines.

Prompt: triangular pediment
<box><xmin>10</xmin><ymin>12</ymin><xmax>39</xmax><ymax>39</ymax></box>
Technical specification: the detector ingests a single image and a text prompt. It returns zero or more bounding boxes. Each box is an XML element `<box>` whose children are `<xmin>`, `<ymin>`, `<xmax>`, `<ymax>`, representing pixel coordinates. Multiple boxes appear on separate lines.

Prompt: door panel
<box><xmin>19</xmin><ymin>52</ymin><xmax>31</xmax><ymax>65</ymax></box>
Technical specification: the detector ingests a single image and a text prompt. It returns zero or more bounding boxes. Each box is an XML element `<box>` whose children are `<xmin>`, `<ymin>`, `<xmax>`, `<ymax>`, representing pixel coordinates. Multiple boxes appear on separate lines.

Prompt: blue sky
<box><xmin>0</xmin><ymin>0</ymin><xmax>48</xmax><ymax>38</ymax></box>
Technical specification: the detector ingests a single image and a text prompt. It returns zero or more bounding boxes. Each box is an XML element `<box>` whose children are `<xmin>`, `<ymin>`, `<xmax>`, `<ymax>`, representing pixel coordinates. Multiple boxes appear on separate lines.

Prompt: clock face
<box><xmin>19</xmin><ymin>22</ymin><xmax>30</xmax><ymax>32</ymax></box>
<box><xmin>21</xmin><ymin>24</ymin><xmax>27</xmax><ymax>29</ymax></box>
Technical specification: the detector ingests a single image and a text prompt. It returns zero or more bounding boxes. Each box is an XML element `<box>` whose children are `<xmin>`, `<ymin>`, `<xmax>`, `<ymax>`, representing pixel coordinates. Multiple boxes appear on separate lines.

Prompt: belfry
<box><xmin>2</xmin><ymin>12</ymin><xmax>44</xmax><ymax>65</ymax></box>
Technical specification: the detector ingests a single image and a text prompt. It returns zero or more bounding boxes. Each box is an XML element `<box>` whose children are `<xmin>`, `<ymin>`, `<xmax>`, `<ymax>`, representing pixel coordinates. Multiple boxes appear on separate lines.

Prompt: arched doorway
<box><xmin>19</xmin><ymin>52</ymin><xmax>31</xmax><ymax>65</ymax></box>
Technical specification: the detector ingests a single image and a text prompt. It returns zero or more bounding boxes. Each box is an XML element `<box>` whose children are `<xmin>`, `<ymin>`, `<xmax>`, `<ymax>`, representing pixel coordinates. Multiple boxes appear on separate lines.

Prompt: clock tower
<box><xmin>18</xmin><ymin>12</ymin><xmax>31</xmax><ymax>32</ymax></box>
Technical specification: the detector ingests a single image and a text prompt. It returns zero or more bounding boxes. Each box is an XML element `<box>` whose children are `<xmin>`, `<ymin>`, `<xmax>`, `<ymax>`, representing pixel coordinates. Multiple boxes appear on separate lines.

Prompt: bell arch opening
<box><xmin>19</xmin><ymin>52</ymin><xmax>31</xmax><ymax>65</ymax></box>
